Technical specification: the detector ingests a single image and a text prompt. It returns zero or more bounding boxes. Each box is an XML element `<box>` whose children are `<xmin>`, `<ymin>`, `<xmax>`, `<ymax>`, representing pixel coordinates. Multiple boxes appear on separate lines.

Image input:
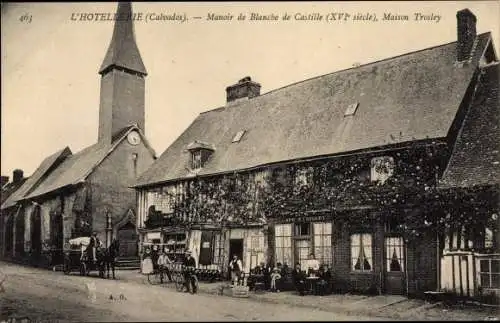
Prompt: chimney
<box><xmin>0</xmin><ymin>176</ymin><xmax>9</xmax><ymax>187</ymax></box>
<box><xmin>456</xmin><ymin>9</ymin><xmax>477</xmax><ymax>62</ymax></box>
<box><xmin>13</xmin><ymin>169</ymin><xmax>24</xmax><ymax>184</ymax></box>
<box><xmin>226</xmin><ymin>77</ymin><xmax>261</xmax><ymax>103</ymax></box>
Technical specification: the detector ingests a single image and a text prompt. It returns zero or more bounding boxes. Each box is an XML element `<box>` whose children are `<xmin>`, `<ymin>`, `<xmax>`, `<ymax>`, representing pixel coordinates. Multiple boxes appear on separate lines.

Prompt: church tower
<box><xmin>98</xmin><ymin>2</ymin><xmax>147</xmax><ymax>145</ymax></box>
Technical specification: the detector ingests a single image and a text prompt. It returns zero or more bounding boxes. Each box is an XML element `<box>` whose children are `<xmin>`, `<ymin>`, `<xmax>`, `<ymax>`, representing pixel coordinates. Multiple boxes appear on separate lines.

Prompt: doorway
<box><xmin>15</xmin><ymin>213</ymin><xmax>25</xmax><ymax>257</ymax></box>
<box><xmin>117</xmin><ymin>222</ymin><xmax>138</xmax><ymax>258</ymax></box>
<box><xmin>384</xmin><ymin>236</ymin><xmax>406</xmax><ymax>295</ymax></box>
<box><xmin>229</xmin><ymin>239</ymin><xmax>244</xmax><ymax>260</ymax></box>
<box><xmin>228</xmin><ymin>239</ymin><xmax>244</xmax><ymax>279</ymax></box>
<box><xmin>31</xmin><ymin>206</ymin><xmax>42</xmax><ymax>258</ymax></box>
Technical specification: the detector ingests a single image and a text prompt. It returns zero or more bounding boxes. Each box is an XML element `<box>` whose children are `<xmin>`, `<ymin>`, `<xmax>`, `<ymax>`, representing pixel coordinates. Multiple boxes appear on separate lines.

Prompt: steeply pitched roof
<box><xmin>1</xmin><ymin>147</ymin><xmax>72</xmax><ymax>209</ymax></box>
<box><xmin>99</xmin><ymin>2</ymin><xmax>147</xmax><ymax>75</ymax></box>
<box><xmin>1</xmin><ymin>178</ymin><xmax>28</xmax><ymax>207</ymax></box>
<box><xmin>135</xmin><ymin>33</ymin><xmax>492</xmax><ymax>187</ymax></box>
<box><xmin>24</xmin><ymin>143</ymin><xmax>111</xmax><ymax>199</ymax></box>
<box><xmin>439</xmin><ymin>63</ymin><xmax>500</xmax><ymax>189</ymax></box>
<box><xmin>25</xmin><ymin>125</ymin><xmax>156</xmax><ymax>199</ymax></box>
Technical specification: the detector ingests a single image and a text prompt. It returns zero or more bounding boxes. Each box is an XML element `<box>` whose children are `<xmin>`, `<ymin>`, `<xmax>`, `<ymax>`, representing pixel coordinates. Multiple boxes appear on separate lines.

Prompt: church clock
<box><xmin>127</xmin><ymin>131</ymin><xmax>141</xmax><ymax>146</ymax></box>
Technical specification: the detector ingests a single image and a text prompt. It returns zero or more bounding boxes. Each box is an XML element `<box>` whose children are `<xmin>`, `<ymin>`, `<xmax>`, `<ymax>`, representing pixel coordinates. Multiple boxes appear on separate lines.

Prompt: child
<box><xmin>270</xmin><ymin>267</ymin><xmax>282</xmax><ymax>292</ymax></box>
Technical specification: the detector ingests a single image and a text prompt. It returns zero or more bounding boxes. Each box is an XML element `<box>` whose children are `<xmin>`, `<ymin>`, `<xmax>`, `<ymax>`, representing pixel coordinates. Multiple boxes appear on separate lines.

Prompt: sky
<box><xmin>1</xmin><ymin>1</ymin><xmax>499</xmax><ymax>179</ymax></box>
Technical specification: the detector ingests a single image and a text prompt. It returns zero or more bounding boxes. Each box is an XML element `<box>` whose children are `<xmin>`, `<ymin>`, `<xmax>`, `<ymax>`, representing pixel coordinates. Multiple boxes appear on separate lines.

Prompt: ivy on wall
<box><xmin>143</xmin><ymin>142</ymin><xmax>498</xmax><ymax>243</ymax></box>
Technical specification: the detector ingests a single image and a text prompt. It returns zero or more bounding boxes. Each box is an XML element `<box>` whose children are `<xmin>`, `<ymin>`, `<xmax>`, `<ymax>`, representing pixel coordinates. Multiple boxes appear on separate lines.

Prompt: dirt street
<box><xmin>0</xmin><ymin>262</ymin><xmax>390</xmax><ymax>322</ymax></box>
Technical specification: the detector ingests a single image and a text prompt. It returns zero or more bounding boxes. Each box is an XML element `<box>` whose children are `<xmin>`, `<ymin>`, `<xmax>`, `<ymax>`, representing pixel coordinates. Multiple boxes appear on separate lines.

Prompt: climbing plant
<box><xmin>144</xmin><ymin>141</ymin><xmax>498</xmax><ymax>244</ymax></box>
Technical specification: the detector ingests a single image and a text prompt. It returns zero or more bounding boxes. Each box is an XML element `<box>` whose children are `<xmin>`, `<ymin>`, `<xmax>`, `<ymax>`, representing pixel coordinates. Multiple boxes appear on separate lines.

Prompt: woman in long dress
<box><xmin>142</xmin><ymin>248</ymin><xmax>154</xmax><ymax>275</ymax></box>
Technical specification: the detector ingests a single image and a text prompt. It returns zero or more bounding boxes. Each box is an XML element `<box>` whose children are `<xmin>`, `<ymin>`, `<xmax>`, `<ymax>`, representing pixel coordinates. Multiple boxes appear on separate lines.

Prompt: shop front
<box><xmin>179</xmin><ymin>225</ymin><xmax>267</xmax><ymax>276</ymax></box>
<box><xmin>227</xmin><ymin>226</ymin><xmax>267</xmax><ymax>274</ymax></box>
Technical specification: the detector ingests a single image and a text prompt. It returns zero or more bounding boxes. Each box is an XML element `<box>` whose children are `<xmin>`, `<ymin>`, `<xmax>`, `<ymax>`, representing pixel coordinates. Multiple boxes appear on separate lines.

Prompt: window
<box><xmin>232</xmin><ymin>130</ymin><xmax>246</xmax><ymax>143</ymax></box>
<box><xmin>351</xmin><ymin>233</ymin><xmax>373</xmax><ymax>271</ymax></box>
<box><xmin>191</xmin><ymin>150</ymin><xmax>202</xmax><ymax>169</ymax></box>
<box><xmin>479</xmin><ymin>258</ymin><xmax>500</xmax><ymax>289</ymax></box>
<box><xmin>385</xmin><ymin>236</ymin><xmax>404</xmax><ymax>272</ymax></box>
<box><xmin>445</xmin><ymin>225</ymin><xmax>475</xmax><ymax>250</ymax></box>
<box><xmin>251</xmin><ymin>236</ymin><xmax>261</xmax><ymax>250</ymax></box>
<box><xmin>212</xmin><ymin>233</ymin><xmax>225</xmax><ymax>268</ymax></box>
<box><xmin>295</xmin><ymin>223</ymin><xmax>310</xmax><ymax>236</ymax></box>
<box><xmin>371</xmin><ymin>156</ymin><xmax>395</xmax><ymax>184</ymax></box>
<box><xmin>187</xmin><ymin>141</ymin><xmax>215</xmax><ymax>169</ymax></box>
<box><xmin>344</xmin><ymin>102</ymin><xmax>359</xmax><ymax>117</ymax></box>
<box><xmin>295</xmin><ymin>239</ymin><xmax>311</xmax><ymax>266</ymax></box>
<box><xmin>313</xmin><ymin>222</ymin><xmax>332</xmax><ymax>266</ymax></box>
<box><xmin>275</xmin><ymin>224</ymin><xmax>292</xmax><ymax>266</ymax></box>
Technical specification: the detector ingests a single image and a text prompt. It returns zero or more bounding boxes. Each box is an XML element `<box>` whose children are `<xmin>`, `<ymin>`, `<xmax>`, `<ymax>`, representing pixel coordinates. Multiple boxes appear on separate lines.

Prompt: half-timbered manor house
<box><xmin>134</xmin><ymin>8</ymin><xmax>497</xmax><ymax>297</ymax></box>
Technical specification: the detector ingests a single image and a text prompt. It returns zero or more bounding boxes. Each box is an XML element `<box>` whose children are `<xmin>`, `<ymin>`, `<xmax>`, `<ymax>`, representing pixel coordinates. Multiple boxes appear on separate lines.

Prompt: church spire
<box><xmin>99</xmin><ymin>2</ymin><xmax>147</xmax><ymax>76</ymax></box>
<box><xmin>97</xmin><ymin>1</ymin><xmax>147</xmax><ymax>145</ymax></box>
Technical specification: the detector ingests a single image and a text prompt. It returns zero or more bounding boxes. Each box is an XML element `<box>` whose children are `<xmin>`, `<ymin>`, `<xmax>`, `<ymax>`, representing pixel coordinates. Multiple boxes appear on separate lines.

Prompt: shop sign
<box><xmin>273</xmin><ymin>214</ymin><xmax>331</xmax><ymax>224</ymax></box>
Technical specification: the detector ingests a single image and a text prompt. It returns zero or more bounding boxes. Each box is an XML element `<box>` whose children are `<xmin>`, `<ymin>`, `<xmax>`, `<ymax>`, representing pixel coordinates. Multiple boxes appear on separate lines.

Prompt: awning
<box><xmin>146</xmin><ymin>232</ymin><xmax>161</xmax><ymax>240</ymax></box>
<box><xmin>68</xmin><ymin>236</ymin><xmax>90</xmax><ymax>247</ymax></box>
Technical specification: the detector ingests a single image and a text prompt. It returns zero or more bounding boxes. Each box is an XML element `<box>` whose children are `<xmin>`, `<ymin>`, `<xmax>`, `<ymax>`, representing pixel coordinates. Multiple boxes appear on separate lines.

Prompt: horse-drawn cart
<box><xmin>63</xmin><ymin>237</ymin><xmax>106</xmax><ymax>278</ymax></box>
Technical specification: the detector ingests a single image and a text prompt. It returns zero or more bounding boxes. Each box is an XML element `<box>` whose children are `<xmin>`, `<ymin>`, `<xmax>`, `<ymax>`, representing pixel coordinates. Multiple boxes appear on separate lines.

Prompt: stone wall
<box><xmin>88</xmin><ymin>136</ymin><xmax>155</xmax><ymax>244</ymax></box>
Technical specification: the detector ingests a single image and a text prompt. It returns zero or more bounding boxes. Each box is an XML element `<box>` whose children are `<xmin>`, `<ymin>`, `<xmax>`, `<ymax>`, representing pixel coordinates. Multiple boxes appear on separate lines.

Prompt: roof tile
<box><xmin>135</xmin><ymin>33</ymin><xmax>492</xmax><ymax>187</ymax></box>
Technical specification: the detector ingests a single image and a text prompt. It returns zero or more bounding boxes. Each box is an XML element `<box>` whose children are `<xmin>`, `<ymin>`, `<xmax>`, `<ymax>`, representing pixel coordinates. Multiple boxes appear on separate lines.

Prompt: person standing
<box><xmin>229</xmin><ymin>255</ymin><xmax>243</xmax><ymax>285</ymax></box>
<box><xmin>182</xmin><ymin>250</ymin><xmax>197</xmax><ymax>293</ymax></box>
<box><xmin>88</xmin><ymin>232</ymin><xmax>100</xmax><ymax>263</ymax></box>
<box><xmin>306</xmin><ymin>253</ymin><xmax>320</xmax><ymax>275</ymax></box>
<box><xmin>142</xmin><ymin>247</ymin><xmax>154</xmax><ymax>275</ymax></box>
<box><xmin>151</xmin><ymin>244</ymin><xmax>159</xmax><ymax>272</ymax></box>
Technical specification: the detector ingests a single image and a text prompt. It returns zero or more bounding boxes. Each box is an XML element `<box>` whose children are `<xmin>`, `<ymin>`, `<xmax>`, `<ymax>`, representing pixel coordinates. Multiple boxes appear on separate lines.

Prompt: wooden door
<box><xmin>294</xmin><ymin>239</ymin><xmax>311</xmax><ymax>267</ymax></box>
<box><xmin>117</xmin><ymin>222</ymin><xmax>138</xmax><ymax>258</ymax></box>
<box><xmin>199</xmin><ymin>231</ymin><xmax>215</xmax><ymax>266</ymax></box>
<box><xmin>384</xmin><ymin>236</ymin><xmax>406</xmax><ymax>295</ymax></box>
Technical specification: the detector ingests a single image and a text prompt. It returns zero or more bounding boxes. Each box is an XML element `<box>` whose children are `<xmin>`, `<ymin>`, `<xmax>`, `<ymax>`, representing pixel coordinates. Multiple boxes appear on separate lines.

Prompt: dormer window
<box><xmin>187</xmin><ymin>140</ymin><xmax>215</xmax><ymax>170</ymax></box>
<box><xmin>191</xmin><ymin>150</ymin><xmax>203</xmax><ymax>169</ymax></box>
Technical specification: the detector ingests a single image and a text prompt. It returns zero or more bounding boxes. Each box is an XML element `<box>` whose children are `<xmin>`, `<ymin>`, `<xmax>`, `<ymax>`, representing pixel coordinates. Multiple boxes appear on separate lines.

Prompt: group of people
<box><xmin>248</xmin><ymin>253</ymin><xmax>332</xmax><ymax>296</ymax></box>
<box><xmin>247</xmin><ymin>261</ymin><xmax>287</xmax><ymax>292</ymax></box>
<box><xmin>291</xmin><ymin>255</ymin><xmax>332</xmax><ymax>296</ymax></box>
<box><xmin>142</xmin><ymin>246</ymin><xmax>197</xmax><ymax>290</ymax></box>
<box><xmin>142</xmin><ymin>245</ymin><xmax>175</xmax><ymax>281</ymax></box>
<box><xmin>141</xmin><ymin>248</ymin><xmax>332</xmax><ymax>296</ymax></box>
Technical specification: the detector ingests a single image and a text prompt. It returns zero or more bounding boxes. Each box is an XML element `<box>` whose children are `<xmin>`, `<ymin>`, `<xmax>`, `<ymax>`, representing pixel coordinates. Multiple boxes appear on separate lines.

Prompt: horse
<box><xmin>83</xmin><ymin>239</ymin><xmax>119</xmax><ymax>279</ymax></box>
<box><xmin>102</xmin><ymin>239</ymin><xmax>119</xmax><ymax>279</ymax></box>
